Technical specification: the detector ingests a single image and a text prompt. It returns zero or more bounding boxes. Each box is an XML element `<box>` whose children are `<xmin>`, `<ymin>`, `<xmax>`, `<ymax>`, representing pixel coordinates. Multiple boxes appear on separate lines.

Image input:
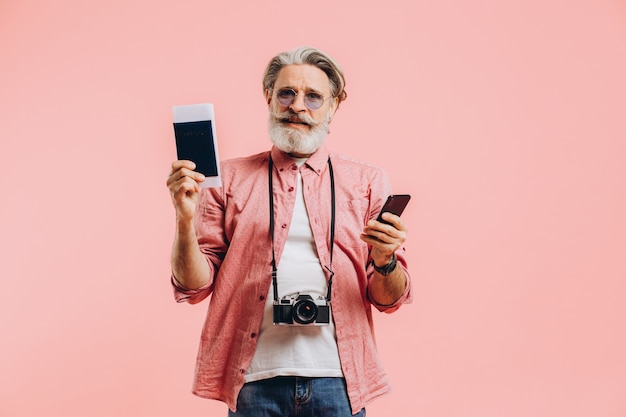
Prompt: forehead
<box><xmin>274</xmin><ymin>64</ymin><xmax>331</xmax><ymax>93</ymax></box>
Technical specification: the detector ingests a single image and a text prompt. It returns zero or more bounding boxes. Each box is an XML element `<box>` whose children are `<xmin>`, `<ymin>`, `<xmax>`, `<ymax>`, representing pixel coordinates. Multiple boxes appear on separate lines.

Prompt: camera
<box><xmin>273</xmin><ymin>294</ymin><xmax>330</xmax><ymax>326</ymax></box>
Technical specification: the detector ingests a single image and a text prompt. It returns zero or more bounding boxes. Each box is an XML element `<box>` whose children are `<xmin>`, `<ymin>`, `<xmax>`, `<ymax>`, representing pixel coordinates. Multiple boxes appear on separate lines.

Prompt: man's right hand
<box><xmin>166</xmin><ymin>160</ymin><xmax>206</xmax><ymax>223</ymax></box>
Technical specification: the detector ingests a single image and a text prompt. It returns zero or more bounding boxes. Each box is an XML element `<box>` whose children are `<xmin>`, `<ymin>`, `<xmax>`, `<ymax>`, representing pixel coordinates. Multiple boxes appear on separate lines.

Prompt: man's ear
<box><xmin>265</xmin><ymin>89</ymin><xmax>272</xmax><ymax>106</ymax></box>
<box><xmin>329</xmin><ymin>96</ymin><xmax>339</xmax><ymax>120</ymax></box>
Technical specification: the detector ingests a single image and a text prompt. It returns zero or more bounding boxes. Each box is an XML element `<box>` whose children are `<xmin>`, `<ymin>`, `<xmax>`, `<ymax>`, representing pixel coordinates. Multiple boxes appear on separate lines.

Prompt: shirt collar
<box><xmin>270</xmin><ymin>145</ymin><xmax>330</xmax><ymax>176</ymax></box>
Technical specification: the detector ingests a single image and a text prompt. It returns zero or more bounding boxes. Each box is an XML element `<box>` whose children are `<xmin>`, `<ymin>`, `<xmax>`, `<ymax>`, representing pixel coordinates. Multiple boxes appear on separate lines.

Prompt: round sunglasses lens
<box><xmin>276</xmin><ymin>90</ymin><xmax>296</xmax><ymax>105</ymax></box>
<box><xmin>304</xmin><ymin>93</ymin><xmax>323</xmax><ymax>110</ymax></box>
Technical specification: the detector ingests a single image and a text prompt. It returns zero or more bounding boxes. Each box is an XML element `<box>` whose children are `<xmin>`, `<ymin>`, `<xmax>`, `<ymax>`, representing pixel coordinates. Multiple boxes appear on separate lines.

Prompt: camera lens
<box><xmin>293</xmin><ymin>298</ymin><xmax>318</xmax><ymax>325</ymax></box>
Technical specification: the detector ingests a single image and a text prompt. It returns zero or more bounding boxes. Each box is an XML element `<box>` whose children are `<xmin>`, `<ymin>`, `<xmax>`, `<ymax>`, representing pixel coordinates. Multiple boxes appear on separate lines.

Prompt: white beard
<box><xmin>268</xmin><ymin>110</ymin><xmax>331</xmax><ymax>155</ymax></box>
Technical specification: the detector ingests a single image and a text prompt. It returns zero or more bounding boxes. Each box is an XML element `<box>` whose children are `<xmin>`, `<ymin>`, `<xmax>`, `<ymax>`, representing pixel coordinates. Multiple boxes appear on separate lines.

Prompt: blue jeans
<box><xmin>228</xmin><ymin>377</ymin><xmax>366</xmax><ymax>417</ymax></box>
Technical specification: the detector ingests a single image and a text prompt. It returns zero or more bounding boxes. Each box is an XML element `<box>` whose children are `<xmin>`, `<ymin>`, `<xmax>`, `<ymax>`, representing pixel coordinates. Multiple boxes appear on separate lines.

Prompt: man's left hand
<box><xmin>360</xmin><ymin>212</ymin><xmax>407</xmax><ymax>266</ymax></box>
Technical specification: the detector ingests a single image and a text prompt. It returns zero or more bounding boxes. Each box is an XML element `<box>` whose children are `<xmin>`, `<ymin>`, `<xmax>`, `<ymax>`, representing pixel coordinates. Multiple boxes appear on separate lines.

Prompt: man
<box><xmin>167</xmin><ymin>46</ymin><xmax>412</xmax><ymax>417</ymax></box>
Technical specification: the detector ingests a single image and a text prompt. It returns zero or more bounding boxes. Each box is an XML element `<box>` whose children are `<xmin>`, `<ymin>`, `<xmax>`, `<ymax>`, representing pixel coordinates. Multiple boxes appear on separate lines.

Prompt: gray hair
<box><xmin>262</xmin><ymin>46</ymin><xmax>347</xmax><ymax>105</ymax></box>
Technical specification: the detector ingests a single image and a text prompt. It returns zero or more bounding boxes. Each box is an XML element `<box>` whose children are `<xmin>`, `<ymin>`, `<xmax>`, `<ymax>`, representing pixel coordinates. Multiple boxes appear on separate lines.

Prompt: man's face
<box><xmin>266</xmin><ymin>64</ymin><xmax>339</xmax><ymax>157</ymax></box>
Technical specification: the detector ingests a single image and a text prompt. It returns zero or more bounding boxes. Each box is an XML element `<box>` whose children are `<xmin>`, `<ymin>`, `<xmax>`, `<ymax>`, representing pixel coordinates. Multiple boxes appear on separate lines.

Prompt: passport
<box><xmin>172</xmin><ymin>103</ymin><xmax>222</xmax><ymax>188</ymax></box>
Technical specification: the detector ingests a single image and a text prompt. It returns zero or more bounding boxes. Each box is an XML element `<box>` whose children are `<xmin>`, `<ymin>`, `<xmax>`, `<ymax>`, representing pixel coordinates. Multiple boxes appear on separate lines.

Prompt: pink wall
<box><xmin>1</xmin><ymin>0</ymin><xmax>625</xmax><ymax>416</ymax></box>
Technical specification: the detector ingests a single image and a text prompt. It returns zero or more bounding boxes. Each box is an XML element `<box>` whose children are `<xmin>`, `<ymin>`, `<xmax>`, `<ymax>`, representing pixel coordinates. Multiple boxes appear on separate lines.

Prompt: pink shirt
<box><xmin>172</xmin><ymin>146</ymin><xmax>412</xmax><ymax>414</ymax></box>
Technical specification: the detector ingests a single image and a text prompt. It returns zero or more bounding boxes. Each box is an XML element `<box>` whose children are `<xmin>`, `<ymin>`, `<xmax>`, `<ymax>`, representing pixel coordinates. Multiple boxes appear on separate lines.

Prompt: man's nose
<box><xmin>289</xmin><ymin>93</ymin><xmax>307</xmax><ymax>112</ymax></box>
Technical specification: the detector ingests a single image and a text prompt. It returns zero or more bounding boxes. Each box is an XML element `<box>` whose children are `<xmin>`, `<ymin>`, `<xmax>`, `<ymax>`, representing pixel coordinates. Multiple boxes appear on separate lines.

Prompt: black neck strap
<box><xmin>268</xmin><ymin>156</ymin><xmax>335</xmax><ymax>302</ymax></box>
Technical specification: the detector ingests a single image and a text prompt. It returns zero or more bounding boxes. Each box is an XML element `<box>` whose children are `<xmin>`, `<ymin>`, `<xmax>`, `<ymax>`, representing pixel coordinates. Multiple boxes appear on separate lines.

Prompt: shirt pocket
<box><xmin>338</xmin><ymin>198</ymin><xmax>370</xmax><ymax>227</ymax></box>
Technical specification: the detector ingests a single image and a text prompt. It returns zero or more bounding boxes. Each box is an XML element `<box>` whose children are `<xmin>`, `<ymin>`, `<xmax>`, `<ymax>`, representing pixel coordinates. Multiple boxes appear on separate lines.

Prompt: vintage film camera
<box><xmin>273</xmin><ymin>294</ymin><xmax>330</xmax><ymax>326</ymax></box>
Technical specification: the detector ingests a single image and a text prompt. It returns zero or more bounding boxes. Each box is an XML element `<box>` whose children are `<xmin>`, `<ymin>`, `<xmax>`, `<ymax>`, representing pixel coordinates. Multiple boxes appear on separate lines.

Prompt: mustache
<box><xmin>270</xmin><ymin>110</ymin><xmax>320</xmax><ymax>127</ymax></box>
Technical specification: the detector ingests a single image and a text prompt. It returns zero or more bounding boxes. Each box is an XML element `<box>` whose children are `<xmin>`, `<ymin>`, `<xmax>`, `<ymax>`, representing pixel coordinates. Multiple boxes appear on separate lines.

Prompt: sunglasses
<box><xmin>275</xmin><ymin>88</ymin><xmax>331</xmax><ymax>110</ymax></box>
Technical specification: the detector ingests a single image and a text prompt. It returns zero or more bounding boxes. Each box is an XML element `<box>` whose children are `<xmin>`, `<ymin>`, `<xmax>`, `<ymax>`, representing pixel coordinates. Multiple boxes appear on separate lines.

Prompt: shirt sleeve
<box><xmin>364</xmin><ymin>165</ymin><xmax>413</xmax><ymax>313</ymax></box>
<box><xmin>170</xmin><ymin>186</ymin><xmax>226</xmax><ymax>305</ymax></box>
<box><xmin>171</xmin><ymin>274</ymin><xmax>213</xmax><ymax>304</ymax></box>
<box><xmin>366</xmin><ymin>250</ymin><xmax>413</xmax><ymax>313</ymax></box>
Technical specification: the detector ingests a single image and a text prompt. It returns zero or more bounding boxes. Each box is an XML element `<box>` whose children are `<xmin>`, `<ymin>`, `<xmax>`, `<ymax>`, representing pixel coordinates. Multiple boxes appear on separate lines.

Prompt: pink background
<box><xmin>1</xmin><ymin>0</ymin><xmax>625</xmax><ymax>416</ymax></box>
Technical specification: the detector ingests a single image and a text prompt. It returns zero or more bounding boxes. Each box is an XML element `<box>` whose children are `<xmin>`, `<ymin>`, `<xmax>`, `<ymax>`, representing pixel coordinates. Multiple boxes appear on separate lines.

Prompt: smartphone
<box><xmin>376</xmin><ymin>194</ymin><xmax>411</xmax><ymax>225</ymax></box>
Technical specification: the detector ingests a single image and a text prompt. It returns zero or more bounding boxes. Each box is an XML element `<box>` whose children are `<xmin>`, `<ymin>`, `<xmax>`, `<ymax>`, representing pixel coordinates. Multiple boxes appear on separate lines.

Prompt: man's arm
<box><xmin>167</xmin><ymin>160</ymin><xmax>212</xmax><ymax>289</ymax></box>
<box><xmin>368</xmin><ymin>257</ymin><xmax>407</xmax><ymax>306</ymax></box>
<box><xmin>360</xmin><ymin>212</ymin><xmax>409</xmax><ymax>306</ymax></box>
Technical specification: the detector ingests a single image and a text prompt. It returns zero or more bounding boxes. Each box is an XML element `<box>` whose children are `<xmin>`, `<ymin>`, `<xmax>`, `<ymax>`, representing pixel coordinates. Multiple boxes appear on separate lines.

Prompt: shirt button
<box><xmin>239</xmin><ymin>369</ymin><xmax>245</xmax><ymax>374</ymax></box>
<box><xmin>259</xmin><ymin>295</ymin><xmax>265</xmax><ymax>301</ymax></box>
<box><xmin>288</xmin><ymin>187</ymin><xmax>294</xmax><ymax>192</ymax></box>
<box><xmin>291</xmin><ymin>165</ymin><xmax>298</xmax><ymax>170</ymax></box>
<box><xmin>281</xmin><ymin>224</ymin><xmax>287</xmax><ymax>229</ymax></box>
<box><xmin>250</xmin><ymin>333</ymin><xmax>256</xmax><ymax>339</ymax></box>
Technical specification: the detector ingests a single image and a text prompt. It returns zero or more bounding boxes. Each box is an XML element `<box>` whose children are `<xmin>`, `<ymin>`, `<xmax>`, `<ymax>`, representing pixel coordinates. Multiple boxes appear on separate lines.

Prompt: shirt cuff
<box><xmin>171</xmin><ymin>274</ymin><xmax>212</xmax><ymax>304</ymax></box>
<box><xmin>367</xmin><ymin>264</ymin><xmax>412</xmax><ymax>313</ymax></box>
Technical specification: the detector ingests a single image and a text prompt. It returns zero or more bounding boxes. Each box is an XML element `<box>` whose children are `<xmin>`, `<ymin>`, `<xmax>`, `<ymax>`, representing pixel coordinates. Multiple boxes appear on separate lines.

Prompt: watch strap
<box><xmin>372</xmin><ymin>253</ymin><xmax>397</xmax><ymax>276</ymax></box>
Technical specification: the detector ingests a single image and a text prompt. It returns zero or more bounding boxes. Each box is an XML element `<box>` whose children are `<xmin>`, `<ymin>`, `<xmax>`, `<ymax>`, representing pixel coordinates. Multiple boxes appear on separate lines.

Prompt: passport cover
<box><xmin>173</xmin><ymin>120</ymin><xmax>219</xmax><ymax>177</ymax></box>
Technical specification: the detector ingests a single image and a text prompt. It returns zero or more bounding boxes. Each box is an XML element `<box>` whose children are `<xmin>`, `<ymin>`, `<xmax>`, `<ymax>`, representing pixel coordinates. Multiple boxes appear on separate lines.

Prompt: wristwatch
<box><xmin>372</xmin><ymin>253</ymin><xmax>397</xmax><ymax>276</ymax></box>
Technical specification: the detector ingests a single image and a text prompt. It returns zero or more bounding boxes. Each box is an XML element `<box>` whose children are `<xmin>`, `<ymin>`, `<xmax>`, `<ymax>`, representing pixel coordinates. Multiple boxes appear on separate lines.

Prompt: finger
<box><xmin>378</xmin><ymin>213</ymin><xmax>407</xmax><ymax>231</ymax></box>
<box><xmin>361</xmin><ymin>229</ymin><xmax>396</xmax><ymax>245</ymax></box>
<box><xmin>363</xmin><ymin>221</ymin><xmax>407</xmax><ymax>247</ymax></box>
<box><xmin>167</xmin><ymin>162</ymin><xmax>193</xmax><ymax>186</ymax></box>
<box><xmin>167</xmin><ymin>166</ymin><xmax>205</xmax><ymax>188</ymax></box>
<box><xmin>168</xmin><ymin>167</ymin><xmax>200</xmax><ymax>191</ymax></box>
<box><xmin>168</xmin><ymin>160</ymin><xmax>205</xmax><ymax>183</ymax></box>
<box><xmin>360</xmin><ymin>235</ymin><xmax>400</xmax><ymax>260</ymax></box>
<box><xmin>170</xmin><ymin>160</ymin><xmax>196</xmax><ymax>174</ymax></box>
<box><xmin>172</xmin><ymin>177</ymin><xmax>200</xmax><ymax>200</ymax></box>
<box><xmin>366</xmin><ymin>220</ymin><xmax>401</xmax><ymax>240</ymax></box>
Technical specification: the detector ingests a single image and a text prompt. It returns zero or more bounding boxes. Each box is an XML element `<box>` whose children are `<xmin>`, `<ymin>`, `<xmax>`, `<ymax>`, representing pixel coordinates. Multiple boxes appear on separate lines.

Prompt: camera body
<box><xmin>273</xmin><ymin>294</ymin><xmax>330</xmax><ymax>326</ymax></box>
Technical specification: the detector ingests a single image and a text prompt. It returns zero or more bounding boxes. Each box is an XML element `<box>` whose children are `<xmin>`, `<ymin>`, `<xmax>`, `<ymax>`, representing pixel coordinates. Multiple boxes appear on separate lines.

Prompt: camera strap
<box><xmin>268</xmin><ymin>156</ymin><xmax>335</xmax><ymax>302</ymax></box>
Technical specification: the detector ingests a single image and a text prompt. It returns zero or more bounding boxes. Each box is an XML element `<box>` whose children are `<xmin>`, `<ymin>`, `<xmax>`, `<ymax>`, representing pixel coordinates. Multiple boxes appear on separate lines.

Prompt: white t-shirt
<box><xmin>245</xmin><ymin>159</ymin><xmax>343</xmax><ymax>383</ymax></box>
